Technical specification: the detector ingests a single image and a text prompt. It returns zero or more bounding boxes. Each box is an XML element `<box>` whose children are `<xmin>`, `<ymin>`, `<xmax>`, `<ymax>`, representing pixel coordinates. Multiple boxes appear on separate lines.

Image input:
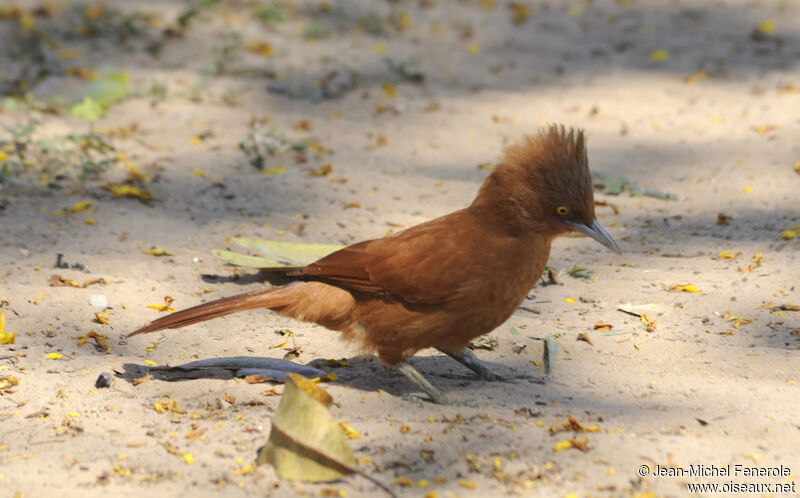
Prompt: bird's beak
<box><xmin>566</xmin><ymin>219</ymin><xmax>622</xmax><ymax>255</ymax></box>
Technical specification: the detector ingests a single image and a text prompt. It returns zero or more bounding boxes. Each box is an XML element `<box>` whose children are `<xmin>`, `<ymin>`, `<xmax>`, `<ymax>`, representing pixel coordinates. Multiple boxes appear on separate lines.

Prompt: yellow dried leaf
<box><xmin>148</xmin><ymin>296</ymin><xmax>176</xmax><ymax>313</ymax></box>
<box><xmin>553</xmin><ymin>438</ymin><xmax>589</xmax><ymax>452</ymax></box>
<box><xmin>381</xmin><ymin>84</ymin><xmax>397</xmax><ymax>98</ymax></box>
<box><xmin>743</xmin><ymin>452</ymin><xmax>764</xmax><ymax>463</ymax></box>
<box><xmin>684</xmin><ymin>70</ymin><xmax>712</xmax><ymax>84</ymax></box>
<box><xmin>564</xmin><ymin>297</ymin><xmax>576</xmax><ymax>303</ymax></box>
<box><xmin>294</xmin><ymin>120</ymin><xmax>313</xmax><ymax>132</ymax></box>
<box><xmin>132</xmin><ymin>374</ymin><xmax>153</xmax><ymax>386</ymax></box>
<box><xmin>263</xmin><ymin>166</ymin><xmax>286</xmax><ymax>175</ymax></box>
<box><xmin>105</xmin><ymin>184</ymin><xmax>152</xmax><ymax>200</ymax></box>
<box><xmin>148</xmin><ymin>303</ymin><xmax>176</xmax><ymax>313</ymax></box>
<box><xmin>758</xmin><ymin>19</ymin><xmax>776</xmax><ymax>35</ymax></box>
<box><xmin>781</xmin><ymin>226</ymin><xmax>800</xmax><ymax>240</ymax></box>
<box><xmin>738</xmin><ymin>252</ymin><xmax>764</xmax><ymax>273</ymax></box>
<box><xmin>0</xmin><ymin>311</ymin><xmax>16</xmax><ymax>345</ymax></box>
<box><xmin>650</xmin><ymin>49</ymin><xmax>669</xmax><ymax>61</ymax></box>
<box><xmin>143</xmin><ymin>247</ymin><xmax>174</xmax><ymax>256</ymax></box>
<box><xmin>510</xmin><ymin>3</ymin><xmax>531</xmax><ymax>25</ymax></box>
<box><xmin>191</xmin><ymin>169</ymin><xmax>207</xmax><ymax>178</ymax></box>
<box><xmin>458</xmin><ymin>479</ymin><xmax>478</xmax><ymax>489</ymax></box>
<box><xmin>52</xmin><ymin>200</ymin><xmax>94</xmax><ymax>216</ymax></box>
<box><xmin>717</xmin><ymin>249</ymin><xmax>741</xmax><ymax>260</ymax></box>
<box><xmin>20</xmin><ymin>13</ymin><xmax>36</xmax><ymax>29</ymax></box>
<box><xmin>309</xmin><ymin>163</ymin><xmax>332</xmax><ymax>177</ymax></box>
<box><xmin>338</xmin><ymin>422</ymin><xmax>360</xmax><ymax>439</ymax></box>
<box><xmin>343</xmin><ymin>201</ymin><xmax>361</xmax><ymax>209</ymax></box>
<box><xmin>641</xmin><ymin>313</ymin><xmax>657</xmax><ymax>332</ymax></box>
<box><xmin>46</xmin><ymin>352</ymin><xmax>63</xmax><ymax>359</ymax></box>
<box><xmin>593</xmin><ymin>323</ymin><xmax>612</xmax><ymax>331</ymax></box>
<box><xmin>245</xmin><ymin>41</ymin><xmax>273</xmax><ymax>57</ymax></box>
<box><xmin>395</xmin><ymin>477</ymin><xmax>413</xmax><ymax>487</ymax></box>
<box><xmin>669</xmin><ymin>283</ymin><xmax>701</xmax><ymax>293</ymax></box>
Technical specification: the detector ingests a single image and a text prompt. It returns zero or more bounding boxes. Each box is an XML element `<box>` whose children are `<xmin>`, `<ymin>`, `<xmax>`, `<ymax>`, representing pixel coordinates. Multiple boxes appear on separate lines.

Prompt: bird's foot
<box><xmin>396</xmin><ymin>361</ymin><xmax>458</xmax><ymax>405</ymax></box>
<box><xmin>438</xmin><ymin>348</ymin><xmax>513</xmax><ymax>382</ymax></box>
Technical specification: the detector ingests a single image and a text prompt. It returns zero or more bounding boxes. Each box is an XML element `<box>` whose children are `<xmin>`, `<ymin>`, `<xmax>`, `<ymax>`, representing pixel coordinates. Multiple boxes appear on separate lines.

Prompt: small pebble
<box><xmin>95</xmin><ymin>372</ymin><xmax>112</xmax><ymax>389</ymax></box>
<box><xmin>89</xmin><ymin>294</ymin><xmax>108</xmax><ymax>308</ymax></box>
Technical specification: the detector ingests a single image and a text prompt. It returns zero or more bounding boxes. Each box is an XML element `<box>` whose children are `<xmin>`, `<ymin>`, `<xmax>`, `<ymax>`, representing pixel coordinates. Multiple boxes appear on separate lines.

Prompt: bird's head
<box><xmin>474</xmin><ymin>125</ymin><xmax>621</xmax><ymax>254</ymax></box>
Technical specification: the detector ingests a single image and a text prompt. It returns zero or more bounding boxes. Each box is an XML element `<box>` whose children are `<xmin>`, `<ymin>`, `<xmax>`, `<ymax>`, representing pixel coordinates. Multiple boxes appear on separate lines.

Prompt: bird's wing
<box><xmin>290</xmin><ymin>211</ymin><xmax>480</xmax><ymax>304</ymax></box>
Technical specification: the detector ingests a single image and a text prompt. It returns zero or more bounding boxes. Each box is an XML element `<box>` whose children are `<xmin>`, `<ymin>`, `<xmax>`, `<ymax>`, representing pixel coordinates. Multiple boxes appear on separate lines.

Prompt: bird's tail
<box><xmin>127</xmin><ymin>287</ymin><xmax>293</xmax><ymax>338</ymax></box>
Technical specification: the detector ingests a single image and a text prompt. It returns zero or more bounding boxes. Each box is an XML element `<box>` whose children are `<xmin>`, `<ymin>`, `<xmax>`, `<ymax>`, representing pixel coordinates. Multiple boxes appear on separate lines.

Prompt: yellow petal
<box><xmin>144</xmin><ymin>248</ymin><xmax>174</xmax><ymax>256</ymax></box>
<box><xmin>758</xmin><ymin>20</ymin><xmax>775</xmax><ymax>35</ymax></box>
<box><xmin>338</xmin><ymin>422</ymin><xmax>360</xmax><ymax>439</ymax></box>
<box><xmin>670</xmin><ymin>283</ymin><xmax>701</xmax><ymax>293</ymax></box>
<box><xmin>781</xmin><ymin>227</ymin><xmax>800</xmax><ymax>240</ymax></box>
<box><xmin>46</xmin><ymin>353</ymin><xmax>63</xmax><ymax>359</ymax></box>
<box><xmin>263</xmin><ymin>167</ymin><xmax>286</xmax><ymax>175</ymax></box>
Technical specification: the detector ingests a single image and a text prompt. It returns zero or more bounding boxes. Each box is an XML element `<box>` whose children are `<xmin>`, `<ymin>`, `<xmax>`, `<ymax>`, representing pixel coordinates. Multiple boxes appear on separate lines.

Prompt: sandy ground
<box><xmin>0</xmin><ymin>0</ymin><xmax>799</xmax><ymax>496</ymax></box>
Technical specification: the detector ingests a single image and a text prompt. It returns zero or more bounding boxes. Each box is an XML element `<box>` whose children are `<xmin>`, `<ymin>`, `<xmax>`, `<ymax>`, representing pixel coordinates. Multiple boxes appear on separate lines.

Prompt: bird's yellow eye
<box><xmin>556</xmin><ymin>205</ymin><xmax>568</xmax><ymax>216</ymax></box>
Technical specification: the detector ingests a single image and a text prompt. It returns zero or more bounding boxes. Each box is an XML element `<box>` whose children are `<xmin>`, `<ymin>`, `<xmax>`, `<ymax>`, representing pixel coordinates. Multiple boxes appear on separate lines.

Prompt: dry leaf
<box><xmin>553</xmin><ymin>438</ymin><xmax>590</xmax><ymax>452</ymax></box>
<box><xmin>669</xmin><ymin>283</ymin><xmax>702</xmax><ymax>293</ymax></box>
<box><xmin>144</xmin><ymin>247</ymin><xmax>174</xmax><ymax>256</ymax></box>
<box><xmin>256</xmin><ymin>374</ymin><xmax>357</xmax><ymax>482</ymax></box>
<box><xmin>0</xmin><ymin>311</ymin><xmax>16</xmax><ymax>345</ymax></box>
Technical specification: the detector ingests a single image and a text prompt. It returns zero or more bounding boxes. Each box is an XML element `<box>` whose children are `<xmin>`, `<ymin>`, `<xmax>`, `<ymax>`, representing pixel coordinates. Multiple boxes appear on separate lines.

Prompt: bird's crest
<box><xmin>473</xmin><ymin>125</ymin><xmax>595</xmax><ymax>231</ymax></box>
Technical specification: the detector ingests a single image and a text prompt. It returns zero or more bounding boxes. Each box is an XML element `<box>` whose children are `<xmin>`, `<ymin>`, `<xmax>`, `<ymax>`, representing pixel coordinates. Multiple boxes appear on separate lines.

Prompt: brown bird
<box><xmin>128</xmin><ymin>125</ymin><xmax>620</xmax><ymax>404</ymax></box>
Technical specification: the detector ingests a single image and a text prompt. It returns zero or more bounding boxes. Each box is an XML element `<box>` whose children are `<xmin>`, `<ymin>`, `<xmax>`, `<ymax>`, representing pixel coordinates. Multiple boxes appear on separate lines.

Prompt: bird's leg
<box><xmin>438</xmin><ymin>348</ymin><xmax>510</xmax><ymax>381</ymax></box>
<box><xmin>395</xmin><ymin>361</ymin><xmax>455</xmax><ymax>405</ymax></box>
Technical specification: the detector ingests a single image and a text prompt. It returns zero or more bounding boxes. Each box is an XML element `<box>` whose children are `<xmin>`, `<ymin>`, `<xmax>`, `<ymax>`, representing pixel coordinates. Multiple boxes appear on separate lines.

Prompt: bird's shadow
<box><xmin>114</xmin><ymin>352</ymin><xmax>546</xmax><ymax>402</ymax></box>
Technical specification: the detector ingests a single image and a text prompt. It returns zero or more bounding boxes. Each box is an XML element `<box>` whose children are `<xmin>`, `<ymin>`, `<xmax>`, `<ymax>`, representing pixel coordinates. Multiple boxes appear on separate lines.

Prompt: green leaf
<box><xmin>79</xmin><ymin>72</ymin><xmax>130</xmax><ymax>108</ymax></box>
<box><xmin>237</xmin><ymin>238</ymin><xmax>343</xmax><ymax>265</ymax></box>
<box><xmin>211</xmin><ymin>249</ymin><xmax>284</xmax><ymax>269</ymax></box>
<box><xmin>566</xmin><ymin>267</ymin><xmax>593</xmax><ymax>279</ymax></box>
<box><xmin>212</xmin><ymin>239</ymin><xmax>344</xmax><ymax>269</ymax></box>
<box><xmin>70</xmin><ymin>97</ymin><xmax>105</xmax><ymax>122</ymax></box>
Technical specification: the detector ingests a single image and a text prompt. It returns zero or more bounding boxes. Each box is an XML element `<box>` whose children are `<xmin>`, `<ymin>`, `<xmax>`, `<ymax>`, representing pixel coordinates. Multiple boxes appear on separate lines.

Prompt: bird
<box><xmin>128</xmin><ymin>125</ymin><xmax>620</xmax><ymax>404</ymax></box>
